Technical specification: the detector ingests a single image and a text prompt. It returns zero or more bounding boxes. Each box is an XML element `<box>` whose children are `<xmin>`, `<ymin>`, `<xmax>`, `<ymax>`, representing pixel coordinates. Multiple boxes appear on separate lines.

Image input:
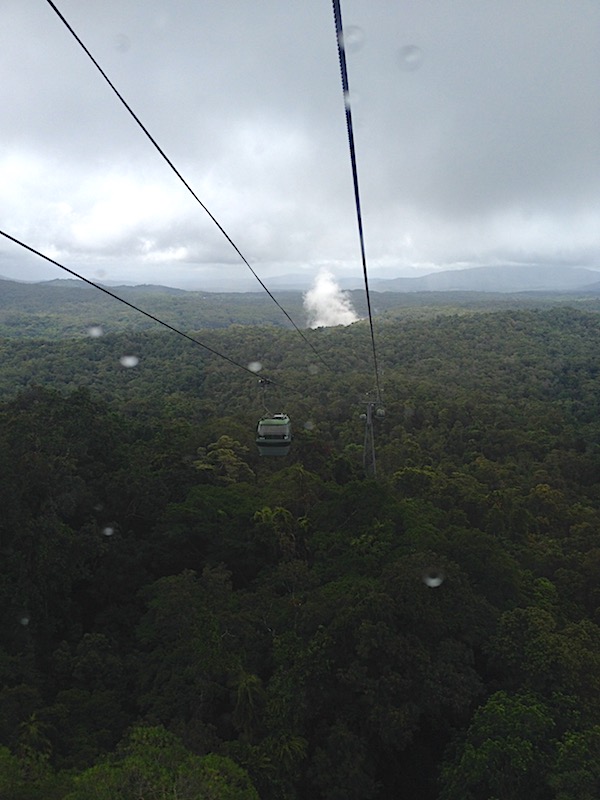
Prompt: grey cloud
<box><xmin>1</xmin><ymin>0</ymin><xmax>598</xmax><ymax>288</ymax></box>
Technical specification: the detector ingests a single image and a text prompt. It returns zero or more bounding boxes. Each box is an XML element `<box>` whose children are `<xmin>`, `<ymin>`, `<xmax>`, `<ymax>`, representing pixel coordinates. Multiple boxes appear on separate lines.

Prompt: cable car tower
<box><xmin>360</xmin><ymin>398</ymin><xmax>385</xmax><ymax>477</ymax></box>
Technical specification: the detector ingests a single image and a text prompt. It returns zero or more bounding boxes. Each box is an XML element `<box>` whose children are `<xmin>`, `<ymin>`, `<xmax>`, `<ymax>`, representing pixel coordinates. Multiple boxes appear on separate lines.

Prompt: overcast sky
<box><xmin>1</xmin><ymin>0</ymin><xmax>599</xmax><ymax>290</ymax></box>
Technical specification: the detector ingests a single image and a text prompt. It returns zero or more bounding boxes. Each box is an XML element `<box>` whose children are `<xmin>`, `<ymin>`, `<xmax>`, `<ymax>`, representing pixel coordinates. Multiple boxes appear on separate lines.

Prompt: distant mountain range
<box><xmin>370</xmin><ymin>265</ymin><xmax>600</xmax><ymax>293</ymax></box>
<box><xmin>2</xmin><ymin>264</ymin><xmax>600</xmax><ymax>295</ymax></box>
<box><xmin>199</xmin><ymin>264</ymin><xmax>600</xmax><ymax>293</ymax></box>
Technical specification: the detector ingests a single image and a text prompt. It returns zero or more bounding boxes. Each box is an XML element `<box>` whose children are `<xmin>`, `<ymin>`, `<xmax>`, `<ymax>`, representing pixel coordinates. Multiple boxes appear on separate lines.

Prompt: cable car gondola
<box><xmin>256</xmin><ymin>413</ymin><xmax>292</xmax><ymax>456</ymax></box>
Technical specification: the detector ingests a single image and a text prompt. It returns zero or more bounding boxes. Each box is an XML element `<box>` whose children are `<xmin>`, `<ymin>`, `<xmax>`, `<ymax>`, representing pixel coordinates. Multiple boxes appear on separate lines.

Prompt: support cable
<box><xmin>331</xmin><ymin>0</ymin><xmax>383</xmax><ymax>403</ymax></box>
<box><xmin>43</xmin><ymin>0</ymin><xmax>332</xmax><ymax>372</ymax></box>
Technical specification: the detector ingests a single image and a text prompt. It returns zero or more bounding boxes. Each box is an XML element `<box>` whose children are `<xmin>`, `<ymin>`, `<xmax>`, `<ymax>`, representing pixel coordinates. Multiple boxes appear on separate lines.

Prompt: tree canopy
<box><xmin>1</xmin><ymin>303</ymin><xmax>600</xmax><ymax>797</ymax></box>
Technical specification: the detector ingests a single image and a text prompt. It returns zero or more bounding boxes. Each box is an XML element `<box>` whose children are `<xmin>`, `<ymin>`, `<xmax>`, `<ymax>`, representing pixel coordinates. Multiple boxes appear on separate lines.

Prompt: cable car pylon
<box><xmin>360</xmin><ymin>397</ymin><xmax>385</xmax><ymax>477</ymax></box>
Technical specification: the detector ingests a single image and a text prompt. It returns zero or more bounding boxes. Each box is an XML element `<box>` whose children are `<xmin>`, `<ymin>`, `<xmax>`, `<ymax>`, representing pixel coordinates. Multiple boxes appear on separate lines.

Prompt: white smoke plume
<box><xmin>304</xmin><ymin>270</ymin><xmax>359</xmax><ymax>328</ymax></box>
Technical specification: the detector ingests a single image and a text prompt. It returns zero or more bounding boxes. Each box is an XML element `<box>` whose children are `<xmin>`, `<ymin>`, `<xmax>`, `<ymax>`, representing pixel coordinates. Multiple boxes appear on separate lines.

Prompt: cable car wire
<box><xmin>0</xmin><ymin>229</ymin><xmax>294</xmax><ymax>385</ymax></box>
<box><xmin>331</xmin><ymin>0</ymin><xmax>383</xmax><ymax>404</ymax></box>
<box><xmin>43</xmin><ymin>0</ymin><xmax>333</xmax><ymax>373</ymax></box>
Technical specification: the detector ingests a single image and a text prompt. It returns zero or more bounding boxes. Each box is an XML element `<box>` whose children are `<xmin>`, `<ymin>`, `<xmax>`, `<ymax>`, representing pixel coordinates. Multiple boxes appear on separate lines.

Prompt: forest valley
<box><xmin>1</xmin><ymin>303</ymin><xmax>600</xmax><ymax>798</ymax></box>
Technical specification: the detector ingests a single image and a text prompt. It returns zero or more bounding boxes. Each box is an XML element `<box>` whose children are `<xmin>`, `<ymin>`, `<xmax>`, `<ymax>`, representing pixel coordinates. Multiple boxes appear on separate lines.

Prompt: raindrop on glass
<box><xmin>422</xmin><ymin>568</ymin><xmax>445</xmax><ymax>588</ymax></box>
<box><xmin>343</xmin><ymin>90</ymin><xmax>360</xmax><ymax>109</ymax></box>
<box><xmin>398</xmin><ymin>45</ymin><xmax>424</xmax><ymax>72</ymax></box>
<box><xmin>115</xmin><ymin>34</ymin><xmax>131</xmax><ymax>53</ymax></box>
<box><xmin>87</xmin><ymin>326</ymin><xmax>103</xmax><ymax>338</ymax></box>
<box><xmin>308</xmin><ymin>364</ymin><xmax>319</xmax><ymax>376</ymax></box>
<box><xmin>101</xmin><ymin>526</ymin><xmax>115</xmax><ymax>537</ymax></box>
<box><xmin>341</xmin><ymin>26</ymin><xmax>365</xmax><ymax>53</ymax></box>
<box><xmin>248</xmin><ymin>361</ymin><xmax>262</xmax><ymax>373</ymax></box>
<box><xmin>304</xmin><ymin>420</ymin><xmax>315</xmax><ymax>431</ymax></box>
<box><xmin>19</xmin><ymin>615</ymin><xmax>30</xmax><ymax>627</ymax></box>
<box><xmin>120</xmin><ymin>355</ymin><xmax>139</xmax><ymax>368</ymax></box>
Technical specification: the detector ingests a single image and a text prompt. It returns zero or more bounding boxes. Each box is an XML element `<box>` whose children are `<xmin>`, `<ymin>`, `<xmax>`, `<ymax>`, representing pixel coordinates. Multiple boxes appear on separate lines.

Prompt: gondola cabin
<box><xmin>256</xmin><ymin>413</ymin><xmax>292</xmax><ymax>456</ymax></box>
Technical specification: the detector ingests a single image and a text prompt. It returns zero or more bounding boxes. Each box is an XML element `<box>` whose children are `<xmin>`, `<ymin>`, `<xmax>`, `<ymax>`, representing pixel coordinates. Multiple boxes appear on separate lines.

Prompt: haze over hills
<box><xmin>195</xmin><ymin>264</ymin><xmax>600</xmax><ymax>292</ymax></box>
<box><xmin>3</xmin><ymin>263</ymin><xmax>600</xmax><ymax>294</ymax></box>
<box><xmin>370</xmin><ymin>264</ymin><xmax>600</xmax><ymax>293</ymax></box>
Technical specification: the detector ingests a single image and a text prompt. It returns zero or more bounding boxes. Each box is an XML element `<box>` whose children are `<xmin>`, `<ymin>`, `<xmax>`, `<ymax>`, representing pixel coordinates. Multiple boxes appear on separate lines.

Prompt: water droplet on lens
<box><xmin>115</xmin><ymin>34</ymin><xmax>131</xmax><ymax>52</ymax></box>
<box><xmin>101</xmin><ymin>526</ymin><xmax>115</xmax><ymax>537</ymax></box>
<box><xmin>422</xmin><ymin>568</ymin><xmax>445</xmax><ymax>588</ymax></box>
<box><xmin>19</xmin><ymin>615</ymin><xmax>30</xmax><ymax>626</ymax></box>
<box><xmin>308</xmin><ymin>364</ymin><xmax>319</xmax><ymax>375</ymax></box>
<box><xmin>248</xmin><ymin>361</ymin><xmax>262</xmax><ymax>373</ymax></box>
<box><xmin>341</xmin><ymin>26</ymin><xmax>365</xmax><ymax>53</ymax></box>
<box><xmin>304</xmin><ymin>420</ymin><xmax>315</xmax><ymax>431</ymax></box>
<box><xmin>120</xmin><ymin>355</ymin><xmax>139</xmax><ymax>368</ymax></box>
<box><xmin>88</xmin><ymin>326</ymin><xmax>103</xmax><ymax>338</ymax></box>
<box><xmin>398</xmin><ymin>44</ymin><xmax>424</xmax><ymax>71</ymax></box>
<box><xmin>343</xmin><ymin>90</ymin><xmax>359</xmax><ymax>109</ymax></box>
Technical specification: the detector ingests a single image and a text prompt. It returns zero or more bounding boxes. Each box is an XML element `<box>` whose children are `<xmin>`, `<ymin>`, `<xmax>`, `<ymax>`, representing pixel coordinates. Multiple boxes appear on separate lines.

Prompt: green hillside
<box><xmin>3</xmin><ymin>277</ymin><xmax>600</xmax><ymax>339</ymax></box>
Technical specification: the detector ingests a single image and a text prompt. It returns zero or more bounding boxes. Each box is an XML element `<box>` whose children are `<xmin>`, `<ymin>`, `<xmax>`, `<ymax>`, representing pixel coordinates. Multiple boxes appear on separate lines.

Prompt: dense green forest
<box><xmin>2</xmin><ymin>299</ymin><xmax>600</xmax><ymax>798</ymax></box>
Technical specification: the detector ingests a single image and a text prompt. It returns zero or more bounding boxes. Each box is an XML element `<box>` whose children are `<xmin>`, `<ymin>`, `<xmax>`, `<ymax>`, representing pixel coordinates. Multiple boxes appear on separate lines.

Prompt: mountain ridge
<box><xmin>371</xmin><ymin>264</ymin><xmax>600</xmax><ymax>292</ymax></box>
<box><xmin>4</xmin><ymin>262</ymin><xmax>599</xmax><ymax>293</ymax></box>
